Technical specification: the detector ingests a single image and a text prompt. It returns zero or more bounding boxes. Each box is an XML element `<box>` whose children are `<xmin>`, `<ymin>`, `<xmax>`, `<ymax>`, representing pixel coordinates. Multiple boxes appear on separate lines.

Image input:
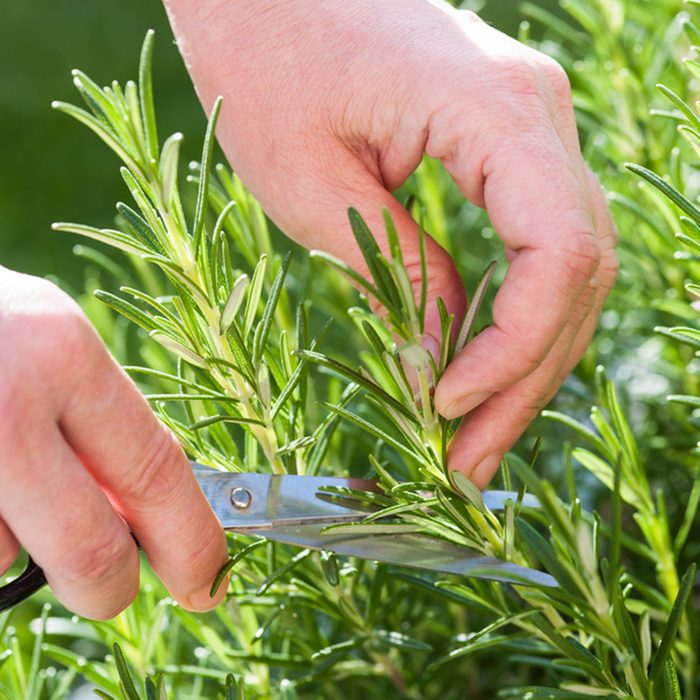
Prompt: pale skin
<box><xmin>0</xmin><ymin>0</ymin><xmax>617</xmax><ymax>619</ymax></box>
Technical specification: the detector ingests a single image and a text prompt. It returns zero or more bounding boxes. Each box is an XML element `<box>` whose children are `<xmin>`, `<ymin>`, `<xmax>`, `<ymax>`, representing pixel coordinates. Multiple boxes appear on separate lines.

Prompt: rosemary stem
<box><xmin>149</xmin><ymin>176</ymin><xmax>286</xmax><ymax>472</ymax></box>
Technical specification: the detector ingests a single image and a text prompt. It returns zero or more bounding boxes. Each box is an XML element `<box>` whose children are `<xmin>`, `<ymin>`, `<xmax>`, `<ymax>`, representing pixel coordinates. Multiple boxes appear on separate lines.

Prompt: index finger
<box><xmin>58</xmin><ymin>326</ymin><xmax>228</xmax><ymax>611</ymax></box>
<box><xmin>433</xmin><ymin>126</ymin><xmax>601</xmax><ymax>419</ymax></box>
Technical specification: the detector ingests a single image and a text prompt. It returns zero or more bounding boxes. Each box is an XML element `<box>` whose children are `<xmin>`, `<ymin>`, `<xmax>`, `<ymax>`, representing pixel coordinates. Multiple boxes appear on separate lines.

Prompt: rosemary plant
<box><xmin>93</xmin><ymin>644</ymin><xmax>242</xmax><ymax>700</ymax></box>
<box><xmin>51</xmin><ymin>31</ymin><xmax>327</xmax><ymax>478</ymax></box>
<box><xmin>2</xmin><ymin>5</ymin><xmax>700</xmax><ymax>698</ymax></box>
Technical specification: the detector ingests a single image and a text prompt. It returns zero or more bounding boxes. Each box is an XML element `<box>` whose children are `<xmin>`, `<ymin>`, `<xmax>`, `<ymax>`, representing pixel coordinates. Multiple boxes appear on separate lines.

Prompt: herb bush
<box><xmin>2</xmin><ymin>1</ymin><xmax>700</xmax><ymax>698</ymax></box>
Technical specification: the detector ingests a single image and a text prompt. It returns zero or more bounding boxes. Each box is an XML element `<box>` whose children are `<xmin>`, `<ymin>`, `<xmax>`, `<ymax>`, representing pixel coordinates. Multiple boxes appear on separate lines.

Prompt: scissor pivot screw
<box><xmin>230</xmin><ymin>487</ymin><xmax>253</xmax><ymax>510</ymax></box>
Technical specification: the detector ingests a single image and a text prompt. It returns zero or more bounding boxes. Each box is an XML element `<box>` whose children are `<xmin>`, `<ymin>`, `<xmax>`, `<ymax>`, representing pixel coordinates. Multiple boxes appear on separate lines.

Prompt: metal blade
<box><xmin>193</xmin><ymin>464</ymin><xmax>542</xmax><ymax>531</ymax></box>
<box><xmin>246</xmin><ymin>523</ymin><xmax>558</xmax><ymax>588</ymax></box>
<box><xmin>193</xmin><ymin>466</ymin><xmax>378</xmax><ymax>530</ymax></box>
<box><xmin>483</xmin><ymin>490</ymin><xmax>540</xmax><ymax>510</ymax></box>
<box><xmin>192</xmin><ymin>464</ymin><xmax>554</xmax><ymax>587</ymax></box>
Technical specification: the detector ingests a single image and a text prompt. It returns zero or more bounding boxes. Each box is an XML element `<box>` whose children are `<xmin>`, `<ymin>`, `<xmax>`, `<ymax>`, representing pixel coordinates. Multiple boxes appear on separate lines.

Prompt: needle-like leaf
<box><xmin>193</xmin><ymin>96</ymin><xmax>222</xmax><ymax>254</ymax></box>
<box><xmin>454</xmin><ymin>260</ymin><xmax>497</xmax><ymax>354</ymax></box>
<box><xmin>139</xmin><ymin>29</ymin><xmax>158</xmax><ymax>164</ymax></box>
<box><xmin>348</xmin><ymin>207</ymin><xmax>401</xmax><ymax>310</ymax></box>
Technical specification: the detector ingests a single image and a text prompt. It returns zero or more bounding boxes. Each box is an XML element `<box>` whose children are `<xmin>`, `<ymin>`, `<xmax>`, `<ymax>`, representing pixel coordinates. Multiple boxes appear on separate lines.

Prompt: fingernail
<box><xmin>467</xmin><ymin>455</ymin><xmax>501</xmax><ymax>489</ymax></box>
<box><xmin>439</xmin><ymin>390</ymin><xmax>491</xmax><ymax>419</ymax></box>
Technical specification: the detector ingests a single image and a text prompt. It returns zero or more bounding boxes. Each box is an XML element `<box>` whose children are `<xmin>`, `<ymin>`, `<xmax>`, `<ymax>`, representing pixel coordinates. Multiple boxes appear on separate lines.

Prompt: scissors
<box><xmin>0</xmin><ymin>463</ymin><xmax>556</xmax><ymax>611</ymax></box>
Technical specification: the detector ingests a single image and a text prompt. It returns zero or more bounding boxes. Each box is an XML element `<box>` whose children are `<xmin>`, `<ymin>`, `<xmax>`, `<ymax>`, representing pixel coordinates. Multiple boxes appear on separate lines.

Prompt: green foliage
<box><xmin>93</xmin><ymin>644</ymin><xmax>243</xmax><ymax>700</ymax></box>
<box><xmin>2</xmin><ymin>3</ymin><xmax>700</xmax><ymax>699</ymax></box>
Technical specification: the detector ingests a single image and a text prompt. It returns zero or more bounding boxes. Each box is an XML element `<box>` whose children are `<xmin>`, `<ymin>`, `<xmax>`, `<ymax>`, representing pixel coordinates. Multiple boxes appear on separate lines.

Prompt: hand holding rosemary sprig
<box><xmin>305</xmin><ymin>209</ymin><xmax>512</xmax><ymax>559</ymax></box>
<box><xmin>0</xmin><ymin>34</ymin><xmax>238</xmax><ymax>621</ymax></box>
<box><xmin>0</xmin><ymin>269</ymin><xmax>229</xmax><ymax>620</ymax></box>
<box><xmin>0</xmin><ymin>0</ymin><xmax>619</xmax><ymax>628</ymax></box>
<box><xmin>166</xmin><ymin>0</ymin><xmax>618</xmax><ymax>488</ymax></box>
<box><xmin>306</xmin><ymin>208</ymin><xmax>497</xmax><ymax>492</ymax></box>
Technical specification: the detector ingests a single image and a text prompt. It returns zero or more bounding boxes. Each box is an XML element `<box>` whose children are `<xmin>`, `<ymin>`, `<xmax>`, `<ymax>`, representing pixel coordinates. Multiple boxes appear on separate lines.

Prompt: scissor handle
<box><xmin>0</xmin><ymin>558</ymin><xmax>48</xmax><ymax>612</ymax></box>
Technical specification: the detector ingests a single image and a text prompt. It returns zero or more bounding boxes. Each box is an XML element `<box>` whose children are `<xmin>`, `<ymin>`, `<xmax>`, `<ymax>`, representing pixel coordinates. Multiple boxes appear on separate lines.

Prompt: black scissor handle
<box><xmin>0</xmin><ymin>558</ymin><xmax>48</xmax><ymax>612</ymax></box>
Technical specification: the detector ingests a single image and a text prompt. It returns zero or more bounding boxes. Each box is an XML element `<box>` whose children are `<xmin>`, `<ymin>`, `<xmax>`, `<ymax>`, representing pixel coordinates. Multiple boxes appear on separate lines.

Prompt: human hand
<box><xmin>0</xmin><ymin>267</ymin><xmax>228</xmax><ymax>618</ymax></box>
<box><xmin>165</xmin><ymin>0</ymin><xmax>618</xmax><ymax>487</ymax></box>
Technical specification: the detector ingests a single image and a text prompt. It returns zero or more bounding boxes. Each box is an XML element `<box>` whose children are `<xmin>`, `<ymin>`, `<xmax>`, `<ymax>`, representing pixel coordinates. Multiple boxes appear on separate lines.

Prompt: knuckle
<box><xmin>560</xmin><ymin>231</ymin><xmax>601</xmax><ymax>286</ymax></box>
<box><xmin>508</xmin><ymin>383</ymin><xmax>558</xmax><ymax>421</ymax></box>
<box><xmin>488</xmin><ymin>325</ymin><xmax>545</xmax><ymax>377</ymax></box>
<box><xmin>600</xmin><ymin>249</ymin><xmax>619</xmax><ymax>292</ymax></box>
<box><xmin>62</xmin><ymin>525</ymin><xmax>132</xmax><ymax>586</ymax></box>
<box><xmin>491</xmin><ymin>53</ymin><xmax>572</xmax><ymax>114</ymax></box>
<box><xmin>519</xmin><ymin>395</ymin><xmax>547</xmax><ymax>416</ymax></box>
<box><xmin>46</xmin><ymin>311</ymin><xmax>95</xmax><ymax>367</ymax></box>
<box><xmin>537</xmin><ymin>55</ymin><xmax>572</xmax><ymax>104</ymax></box>
<box><xmin>514</xmin><ymin>343</ymin><xmax>548</xmax><ymax>375</ymax></box>
<box><xmin>0</xmin><ymin>275</ymin><xmax>91</xmax><ymax>375</ymax></box>
<box><xmin>120</xmin><ymin>429</ymin><xmax>187</xmax><ymax>508</ymax></box>
<box><xmin>498</xmin><ymin>59</ymin><xmax>542</xmax><ymax>100</ymax></box>
<box><xmin>16</xmin><ymin>305</ymin><xmax>95</xmax><ymax>381</ymax></box>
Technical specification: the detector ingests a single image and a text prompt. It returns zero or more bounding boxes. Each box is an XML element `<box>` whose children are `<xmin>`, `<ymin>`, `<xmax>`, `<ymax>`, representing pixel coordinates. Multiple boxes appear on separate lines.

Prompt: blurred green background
<box><xmin>0</xmin><ymin>1</ymin><xmax>561</xmax><ymax>290</ymax></box>
<box><xmin>1</xmin><ymin>1</ymin><xmax>201</xmax><ymax>289</ymax></box>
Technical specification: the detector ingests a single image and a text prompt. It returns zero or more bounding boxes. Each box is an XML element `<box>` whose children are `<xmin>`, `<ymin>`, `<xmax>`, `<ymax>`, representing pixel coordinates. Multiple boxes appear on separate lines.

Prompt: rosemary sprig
<box><xmin>52</xmin><ymin>32</ymin><xmax>324</xmax><ymax>476</ymax></box>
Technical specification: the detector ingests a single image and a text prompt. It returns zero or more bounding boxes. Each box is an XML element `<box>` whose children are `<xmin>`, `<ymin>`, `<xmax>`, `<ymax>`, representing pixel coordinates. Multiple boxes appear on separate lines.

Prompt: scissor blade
<box><xmin>193</xmin><ymin>463</ymin><xmax>541</xmax><ymax>531</ymax></box>
<box><xmin>192</xmin><ymin>465</ymin><xmax>553</xmax><ymax>586</ymax></box>
<box><xmin>193</xmin><ymin>467</ymin><xmax>379</xmax><ymax>530</ymax></box>
<box><xmin>483</xmin><ymin>490</ymin><xmax>540</xmax><ymax>510</ymax></box>
<box><xmin>246</xmin><ymin>523</ymin><xmax>558</xmax><ymax>588</ymax></box>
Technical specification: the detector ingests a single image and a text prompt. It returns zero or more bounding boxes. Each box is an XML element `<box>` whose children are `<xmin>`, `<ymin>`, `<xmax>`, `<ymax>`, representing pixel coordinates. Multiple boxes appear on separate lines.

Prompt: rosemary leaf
<box><xmin>117</xmin><ymin>201</ymin><xmax>165</xmax><ymax>254</ymax></box>
<box><xmin>302</xmin><ymin>350</ymin><xmax>417</xmax><ymax>422</ymax></box>
<box><xmin>159</xmin><ymin>132</ymin><xmax>184</xmax><ymax>211</ymax></box>
<box><xmin>93</xmin><ymin>290</ymin><xmax>158</xmax><ymax>332</ymax></box>
<box><xmin>51</xmin><ymin>101</ymin><xmax>141</xmax><ymax>173</ymax></box>
<box><xmin>210</xmin><ymin>540</ymin><xmax>267</xmax><ymax>597</ymax></box>
<box><xmin>52</xmin><ymin>222</ymin><xmax>150</xmax><ymax>257</ymax></box>
<box><xmin>138</xmin><ymin>29</ymin><xmax>159</xmax><ymax>164</ymax></box>
<box><xmin>149</xmin><ymin>331</ymin><xmax>207</xmax><ymax>368</ymax></box>
<box><xmin>627</xmin><ymin>163</ymin><xmax>700</xmax><ymax>223</ymax></box>
<box><xmin>649</xmin><ymin>563</ymin><xmax>697</xmax><ymax>682</ymax></box>
<box><xmin>310</xmin><ymin>250</ymin><xmax>392</xmax><ymax>310</ymax></box>
<box><xmin>243</xmin><ymin>255</ymin><xmax>268</xmax><ymax>339</ymax></box>
<box><xmin>221</xmin><ymin>274</ymin><xmax>249</xmax><ymax>334</ymax></box>
<box><xmin>454</xmin><ymin>260</ymin><xmax>497</xmax><ymax>354</ymax></box>
<box><xmin>193</xmin><ymin>96</ymin><xmax>222</xmax><ymax>254</ymax></box>
<box><xmin>112</xmin><ymin>644</ymin><xmax>140</xmax><ymax>700</ymax></box>
<box><xmin>348</xmin><ymin>207</ymin><xmax>401</xmax><ymax>310</ymax></box>
<box><xmin>257</xmin><ymin>549</ymin><xmax>312</xmax><ymax>596</ymax></box>
<box><xmin>190</xmin><ymin>415</ymin><xmax>264</xmax><ymax>430</ymax></box>
<box><xmin>253</xmin><ymin>251</ymin><xmax>292</xmax><ymax>365</ymax></box>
